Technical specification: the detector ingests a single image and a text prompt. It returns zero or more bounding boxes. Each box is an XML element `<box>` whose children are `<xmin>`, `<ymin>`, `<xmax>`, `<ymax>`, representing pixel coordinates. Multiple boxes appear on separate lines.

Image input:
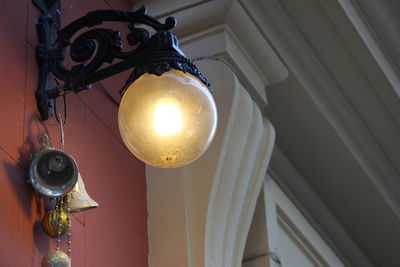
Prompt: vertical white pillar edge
<box><xmin>146</xmin><ymin>59</ymin><xmax>275</xmax><ymax>267</ymax></box>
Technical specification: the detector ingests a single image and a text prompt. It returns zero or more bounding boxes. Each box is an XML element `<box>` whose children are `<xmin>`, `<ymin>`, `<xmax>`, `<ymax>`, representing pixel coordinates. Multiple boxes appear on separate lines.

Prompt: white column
<box><xmin>146</xmin><ymin>59</ymin><xmax>275</xmax><ymax>267</ymax></box>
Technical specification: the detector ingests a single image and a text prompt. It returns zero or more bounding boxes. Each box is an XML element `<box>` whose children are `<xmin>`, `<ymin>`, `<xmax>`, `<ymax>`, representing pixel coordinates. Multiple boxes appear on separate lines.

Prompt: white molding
<box><xmin>180</xmin><ymin>24</ymin><xmax>269</xmax><ymax>107</ymax></box>
<box><xmin>267</xmin><ymin>178</ymin><xmax>346</xmax><ymax>267</ymax></box>
<box><xmin>262</xmin><ymin>176</ymin><xmax>283</xmax><ymax>267</ymax></box>
<box><xmin>133</xmin><ymin>0</ymin><xmax>289</xmax><ymax>107</ymax></box>
<box><xmin>204</xmin><ymin>101</ymin><xmax>275</xmax><ymax>267</ymax></box>
<box><xmin>336</xmin><ymin>0</ymin><xmax>400</xmax><ymax>99</ymax></box>
<box><xmin>268</xmin><ymin>146</ymin><xmax>374</xmax><ymax>267</ymax></box>
<box><xmin>133</xmin><ymin>0</ymin><xmax>234</xmax><ymax>39</ymax></box>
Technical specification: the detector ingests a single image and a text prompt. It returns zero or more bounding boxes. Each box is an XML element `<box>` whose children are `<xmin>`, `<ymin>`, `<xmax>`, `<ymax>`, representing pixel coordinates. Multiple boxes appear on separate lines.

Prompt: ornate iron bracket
<box><xmin>33</xmin><ymin>0</ymin><xmax>210</xmax><ymax>120</ymax></box>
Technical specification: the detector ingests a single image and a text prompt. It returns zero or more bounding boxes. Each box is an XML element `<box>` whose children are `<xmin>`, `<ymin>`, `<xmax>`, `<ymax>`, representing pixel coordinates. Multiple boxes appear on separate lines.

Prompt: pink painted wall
<box><xmin>0</xmin><ymin>0</ymin><xmax>149</xmax><ymax>266</ymax></box>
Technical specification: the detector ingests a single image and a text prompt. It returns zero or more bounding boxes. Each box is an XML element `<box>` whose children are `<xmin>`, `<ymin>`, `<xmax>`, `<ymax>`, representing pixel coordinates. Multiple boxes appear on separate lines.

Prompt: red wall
<box><xmin>0</xmin><ymin>0</ymin><xmax>148</xmax><ymax>266</ymax></box>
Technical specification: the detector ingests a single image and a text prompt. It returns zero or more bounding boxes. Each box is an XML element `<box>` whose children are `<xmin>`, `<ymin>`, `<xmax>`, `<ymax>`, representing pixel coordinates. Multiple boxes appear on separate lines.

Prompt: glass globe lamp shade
<box><xmin>118</xmin><ymin>69</ymin><xmax>217</xmax><ymax>168</ymax></box>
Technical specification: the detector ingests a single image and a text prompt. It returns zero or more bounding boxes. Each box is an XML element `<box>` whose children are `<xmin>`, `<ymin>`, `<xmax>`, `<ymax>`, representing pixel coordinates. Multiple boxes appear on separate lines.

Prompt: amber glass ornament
<box><xmin>41</xmin><ymin>210</ymin><xmax>68</xmax><ymax>238</ymax></box>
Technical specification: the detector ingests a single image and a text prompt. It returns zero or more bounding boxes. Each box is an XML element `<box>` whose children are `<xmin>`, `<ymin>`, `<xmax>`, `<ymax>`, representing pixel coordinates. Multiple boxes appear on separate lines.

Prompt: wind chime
<box><xmin>29</xmin><ymin>117</ymin><xmax>98</xmax><ymax>267</ymax></box>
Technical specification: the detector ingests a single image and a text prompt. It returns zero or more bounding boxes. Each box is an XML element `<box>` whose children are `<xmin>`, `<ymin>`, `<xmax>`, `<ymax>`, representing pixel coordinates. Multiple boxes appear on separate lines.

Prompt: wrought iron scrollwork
<box><xmin>33</xmin><ymin>0</ymin><xmax>209</xmax><ymax>120</ymax></box>
<box><xmin>49</xmin><ymin>7</ymin><xmax>177</xmax><ymax>86</ymax></box>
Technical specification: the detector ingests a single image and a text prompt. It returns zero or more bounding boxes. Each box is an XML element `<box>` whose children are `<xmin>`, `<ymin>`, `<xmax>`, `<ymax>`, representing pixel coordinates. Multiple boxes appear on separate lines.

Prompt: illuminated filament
<box><xmin>153</xmin><ymin>103</ymin><xmax>183</xmax><ymax>136</ymax></box>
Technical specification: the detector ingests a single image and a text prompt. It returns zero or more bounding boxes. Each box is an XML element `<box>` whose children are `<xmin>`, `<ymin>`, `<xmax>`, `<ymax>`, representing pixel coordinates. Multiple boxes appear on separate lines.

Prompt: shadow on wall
<box><xmin>1</xmin><ymin>112</ymin><xmax>55</xmax><ymax>253</ymax></box>
<box><xmin>19</xmin><ymin>113</ymin><xmax>51</xmax><ymax>169</ymax></box>
<box><xmin>33</xmin><ymin>220</ymin><xmax>50</xmax><ymax>254</ymax></box>
<box><xmin>2</xmin><ymin>159</ymin><xmax>51</xmax><ymax>253</ymax></box>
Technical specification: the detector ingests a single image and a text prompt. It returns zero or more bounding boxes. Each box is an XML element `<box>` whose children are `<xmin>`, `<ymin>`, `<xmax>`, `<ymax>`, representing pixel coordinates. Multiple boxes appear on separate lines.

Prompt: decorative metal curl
<box><xmin>33</xmin><ymin>0</ymin><xmax>210</xmax><ymax>120</ymax></box>
<box><xmin>49</xmin><ymin>8</ymin><xmax>177</xmax><ymax>83</ymax></box>
<box><xmin>69</xmin><ymin>29</ymin><xmax>122</xmax><ymax>69</ymax></box>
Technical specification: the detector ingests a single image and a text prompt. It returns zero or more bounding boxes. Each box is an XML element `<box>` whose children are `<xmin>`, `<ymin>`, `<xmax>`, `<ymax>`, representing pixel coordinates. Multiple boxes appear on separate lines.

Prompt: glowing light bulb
<box><xmin>118</xmin><ymin>69</ymin><xmax>217</xmax><ymax>168</ymax></box>
<box><xmin>153</xmin><ymin>103</ymin><xmax>183</xmax><ymax>136</ymax></box>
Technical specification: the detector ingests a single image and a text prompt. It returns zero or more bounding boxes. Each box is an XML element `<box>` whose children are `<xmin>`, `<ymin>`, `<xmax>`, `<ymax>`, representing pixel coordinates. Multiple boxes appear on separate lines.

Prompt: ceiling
<box><xmin>354</xmin><ymin>0</ymin><xmax>400</xmax><ymax>73</ymax></box>
<box><xmin>243</xmin><ymin>0</ymin><xmax>400</xmax><ymax>266</ymax></box>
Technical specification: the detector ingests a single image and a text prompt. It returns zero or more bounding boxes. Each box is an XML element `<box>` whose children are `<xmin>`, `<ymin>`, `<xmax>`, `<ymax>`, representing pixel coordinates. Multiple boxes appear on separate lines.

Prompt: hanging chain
<box><xmin>54</xmin><ymin>194</ymin><xmax>72</xmax><ymax>258</ymax></box>
<box><xmin>56</xmin><ymin>197</ymin><xmax>64</xmax><ymax>251</ymax></box>
<box><xmin>64</xmin><ymin>194</ymin><xmax>72</xmax><ymax>257</ymax></box>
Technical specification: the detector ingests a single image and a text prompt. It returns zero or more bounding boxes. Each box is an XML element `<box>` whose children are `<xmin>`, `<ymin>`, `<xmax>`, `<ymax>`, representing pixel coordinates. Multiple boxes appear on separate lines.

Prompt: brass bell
<box><xmin>41</xmin><ymin>250</ymin><xmax>71</xmax><ymax>267</ymax></box>
<box><xmin>66</xmin><ymin>173</ymin><xmax>99</xmax><ymax>213</ymax></box>
<box><xmin>29</xmin><ymin>149</ymin><xmax>78</xmax><ymax>197</ymax></box>
<box><xmin>41</xmin><ymin>209</ymin><xmax>69</xmax><ymax>238</ymax></box>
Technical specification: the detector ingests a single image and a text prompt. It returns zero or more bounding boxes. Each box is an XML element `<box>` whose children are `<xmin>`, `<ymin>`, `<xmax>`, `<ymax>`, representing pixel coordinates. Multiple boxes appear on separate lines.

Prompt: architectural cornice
<box><xmin>243</xmin><ymin>0</ymin><xmax>400</xmax><ymax>265</ymax></box>
<box><xmin>246</xmin><ymin>0</ymin><xmax>400</xmax><ymax>218</ymax></box>
<box><xmin>133</xmin><ymin>0</ymin><xmax>289</xmax><ymax>108</ymax></box>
